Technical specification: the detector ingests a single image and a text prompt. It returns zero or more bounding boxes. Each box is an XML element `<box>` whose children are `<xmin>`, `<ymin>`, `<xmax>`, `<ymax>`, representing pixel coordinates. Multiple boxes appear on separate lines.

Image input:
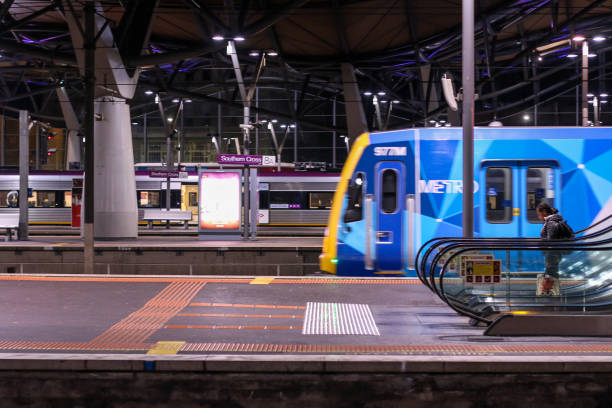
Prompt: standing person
<box><xmin>536</xmin><ymin>203</ymin><xmax>573</xmax><ymax>296</ymax></box>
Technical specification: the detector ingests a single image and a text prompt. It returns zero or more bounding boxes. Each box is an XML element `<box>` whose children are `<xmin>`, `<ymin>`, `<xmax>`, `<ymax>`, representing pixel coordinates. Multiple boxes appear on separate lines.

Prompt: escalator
<box><xmin>416</xmin><ymin>215</ymin><xmax>612</xmax><ymax>336</ymax></box>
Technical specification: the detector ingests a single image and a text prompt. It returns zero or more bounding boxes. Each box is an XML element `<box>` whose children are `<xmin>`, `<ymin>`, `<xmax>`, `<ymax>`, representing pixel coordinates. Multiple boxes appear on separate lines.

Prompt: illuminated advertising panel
<box><xmin>198</xmin><ymin>171</ymin><xmax>242</xmax><ymax>235</ymax></box>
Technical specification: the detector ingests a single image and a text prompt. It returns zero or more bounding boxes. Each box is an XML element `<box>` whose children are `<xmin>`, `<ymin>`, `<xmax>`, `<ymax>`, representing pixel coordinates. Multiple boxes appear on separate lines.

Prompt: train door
<box><xmin>480</xmin><ymin>161</ymin><xmax>559</xmax><ymax>237</ymax></box>
<box><xmin>181</xmin><ymin>184</ymin><xmax>199</xmax><ymax>222</ymax></box>
<box><xmin>375</xmin><ymin>161</ymin><xmax>405</xmax><ymax>270</ymax></box>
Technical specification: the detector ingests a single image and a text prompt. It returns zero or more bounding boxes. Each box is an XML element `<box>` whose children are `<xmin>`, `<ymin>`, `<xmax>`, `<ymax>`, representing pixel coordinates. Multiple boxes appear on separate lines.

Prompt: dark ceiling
<box><xmin>1</xmin><ymin>0</ymin><xmax>611</xmax><ymax>132</ymax></box>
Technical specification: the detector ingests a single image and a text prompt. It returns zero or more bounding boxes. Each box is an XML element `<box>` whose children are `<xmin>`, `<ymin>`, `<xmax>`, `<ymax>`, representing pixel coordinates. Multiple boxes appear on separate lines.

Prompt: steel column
<box><xmin>462</xmin><ymin>0</ymin><xmax>474</xmax><ymax>238</ymax></box>
<box><xmin>18</xmin><ymin>110</ymin><xmax>28</xmax><ymax>240</ymax></box>
<box><xmin>83</xmin><ymin>1</ymin><xmax>95</xmax><ymax>274</ymax></box>
<box><xmin>340</xmin><ymin>63</ymin><xmax>367</xmax><ymax>143</ymax></box>
<box><xmin>582</xmin><ymin>41</ymin><xmax>589</xmax><ymax>126</ymax></box>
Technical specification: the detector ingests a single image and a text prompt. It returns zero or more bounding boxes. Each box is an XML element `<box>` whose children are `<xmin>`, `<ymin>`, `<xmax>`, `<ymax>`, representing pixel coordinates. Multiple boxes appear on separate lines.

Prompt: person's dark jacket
<box><xmin>540</xmin><ymin>214</ymin><xmax>567</xmax><ymax>240</ymax></box>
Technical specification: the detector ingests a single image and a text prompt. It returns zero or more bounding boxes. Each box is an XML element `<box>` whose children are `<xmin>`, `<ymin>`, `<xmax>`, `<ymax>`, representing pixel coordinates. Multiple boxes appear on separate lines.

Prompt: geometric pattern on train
<box><xmin>419</xmin><ymin>137</ymin><xmax>612</xmax><ymax>238</ymax></box>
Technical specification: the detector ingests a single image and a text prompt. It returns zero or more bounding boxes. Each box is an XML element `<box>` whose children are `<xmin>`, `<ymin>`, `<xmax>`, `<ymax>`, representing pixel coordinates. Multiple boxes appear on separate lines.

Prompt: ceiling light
<box><xmin>185</xmin><ymin>99</ymin><xmax>192</xmax><ymax>103</ymax></box>
<box><xmin>280</xmin><ymin>124</ymin><xmax>287</xmax><ymax>128</ymax></box>
<box><xmin>363</xmin><ymin>91</ymin><xmax>372</xmax><ymax>96</ymax></box>
<box><xmin>567</xmin><ymin>53</ymin><xmax>578</xmax><ymax>58</ymax></box>
<box><xmin>167</xmin><ymin>118</ymin><xmax>173</xmax><ymax>122</ymax></box>
<box><xmin>429</xmin><ymin>120</ymin><xmax>436</xmax><ymax>124</ymax></box>
<box><xmin>600</xmin><ymin>93</ymin><xmax>608</xmax><ymax>97</ymax></box>
<box><xmin>601</xmin><ymin>100</ymin><xmax>608</xmax><ymax>104</ymax></box>
<box><xmin>587</xmin><ymin>93</ymin><xmax>594</xmax><ymax>97</ymax></box>
<box><xmin>593</xmin><ymin>36</ymin><xmax>605</xmax><ymax>42</ymax></box>
<box><xmin>271</xmin><ymin>119</ymin><xmax>278</xmax><ymax>123</ymax></box>
<box><xmin>144</xmin><ymin>90</ymin><xmax>153</xmax><ymax>95</ymax></box>
<box><xmin>266</xmin><ymin>51</ymin><xmax>278</xmax><ymax>56</ymax></box>
<box><xmin>212</xmin><ymin>35</ymin><xmax>224</xmax><ymax>41</ymax></box>
<box><xmin>132</xmin><ymin>122</ymin><xmax>138</xmax><ymax>125</ymax></box>
<box><xmin>538</xmin><ymin>56</ymin><xmax>543</xmax><ymax>61</ymax></box>
<box><xmin>380</xmin><ymin>100</ymin><xmax>388</xmax><ymax>103</ymax></box>
<box><xmin>261</xmin><ymin>119</ymin><xmax>268</xmax><ymax>123</ymax></box>
<box><xmin>588</xmin><ymin>100</ymin><xmax>594</xmax><ymax>104</ymax></box>
<box><xmin>290</xmin><ymin>124</ymin><xmax>296</xmax><ymax>128</ymax></box>
<box><xmin>233</xmin><ymin>36</ymin><xmax>245</xmax><ymax>42</ymax></box>
<box><xmin>172</xmin><ymin>98</ymin><xmax>179</xmax><ymax>103</ymax></box>
<box><xmin>523</xmin><ymin>114</ymin><xmax>530</xmax><ymax>121</ymax></box>
<box><xmin>588</xmin><ymin>53</ymin><xmax>597</xmax><ymax>58</ymax></box>
<box><xmin>392</xmin><ymin>100</ymin><xmax>400</xmax><ymax>104</ymax></box>
<box><xmin>377</xmin><ymin>91</ymin><xmax>386</xmax><ymax>96</ymax></box>
<box><xmin>572</xmin><ymin>35</ymin><xmax>586</xmax><ymax>42</ymax></box>
<box><xmin>439</xmin><ymin>120</ymin><xmax>446</xmax><ymax>123</ymax></box>
<box><xmin>249</xmin><ymin>52</ymin><xmax>259</xmax><ymax>57</ymax></box>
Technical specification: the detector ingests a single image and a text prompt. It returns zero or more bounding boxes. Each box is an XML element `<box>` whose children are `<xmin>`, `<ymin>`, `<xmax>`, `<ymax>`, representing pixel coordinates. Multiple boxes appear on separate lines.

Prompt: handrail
<box><xmin>415</xmin><ymin>214</ymin><xmax>612</xmax><ymax>287</ymax></box>
<box><xmin>436</xmin><ymin>244</ymin><xmax>612</xmax><ymax>324</ymax></box>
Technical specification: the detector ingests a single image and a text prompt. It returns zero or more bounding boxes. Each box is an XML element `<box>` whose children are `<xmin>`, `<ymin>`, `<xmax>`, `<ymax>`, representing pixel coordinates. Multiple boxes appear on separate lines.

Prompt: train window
<box><xmin>344</xmin><ymin>172</ymin><xmax>364</xmax><ymax>223</ymax></box>
<box><xmin>138</xmin><ymin>191</ymin><xmax>160</xmax><ymax>208</ymax></box>
<box><xmin>0</xmin><ymin>191</ymin><xmax>16</xmax><ymax>208</ymax></box>
<box><xmin>64</xmin><ymin>191</ymin><xmax>72</xmax><ymax>207</ymax></box>
<box><xmin>269</xmin><ymin>191</ymin><xmax>308</xmax><ymax>209</ymax></box>
<box><xmin>28</xmin><ymin>191</ymin><xmax>64</xmax><ymax>208</ymax></box>
<box><xmin>526</xmin><ymin>167</ymin><xmax>555</xmax><ymax>223</ymax></box>
<box><xmin>381</xmin><ymin>169</ymin><xmax>397</xmax><ymax>214</ymax></box>
<box><xmin>161</xmin><ymin>190</ymin><xmax>182</xmax><ymax>209</ymax></box>
<box><xmin>485</xmin><ymin>167</ymin><xmax>512</xmax><ymax>223</ymax></box>
<box><xmin>309</xmin><ymin>192</ymin><xmax>333</xmax><ymax>209</ymax></box>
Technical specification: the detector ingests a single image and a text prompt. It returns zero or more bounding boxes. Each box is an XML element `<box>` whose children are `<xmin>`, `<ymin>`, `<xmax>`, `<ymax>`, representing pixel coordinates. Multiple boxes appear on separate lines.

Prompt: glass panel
<box><xmin>0</xmin><ymin>191</ymin><xmax>8</xmax><ymax>208</ymax></box>
<box><xmin>138</xmin><ymin>191</ymin><xmax>160</xmax><ymax>208</ymax></box>
<box><xmin>269</xmin><ymin>191</ymin><xmax>308</xmax><ymax>209</ymax></box>
<box><xmin>309</xmin><ymin>192</ymin><xmax>333</xmax><ymax>209</ymax></box>
<box><xmin>343</xmin><ymin>172</ymin><xmax>364</xmax><ymax>223</ymax></box>
<box><xmin>527</xmin><ymin>166</ymin><xmax>555</xmax><ymax>223</ymax></box>
<box><xmin>485</xmin><ymin>167</ymin><xmax>512</xmax><ymax>223</ymax></box>
<box><xmin>65</xmin><ymin>191</ymin><xmax>72</xmax><ymax>207</ymax></box>
<box><xmin>381</xmin><ymin>169</ymin><xmax>397</xmax><ymax>214</ymax></box>
<box><xmin>189</xmin><ymin>192</ymin><xmax>198</xmax><ymax>207</ymax></box>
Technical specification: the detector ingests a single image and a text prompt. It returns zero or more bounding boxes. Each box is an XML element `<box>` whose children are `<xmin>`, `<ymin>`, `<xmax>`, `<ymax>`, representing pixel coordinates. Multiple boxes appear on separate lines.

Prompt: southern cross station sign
<box><xmin>217</xmin><ymin>154</ymin><xmax>276</xmax><ymax>166</ymax></box>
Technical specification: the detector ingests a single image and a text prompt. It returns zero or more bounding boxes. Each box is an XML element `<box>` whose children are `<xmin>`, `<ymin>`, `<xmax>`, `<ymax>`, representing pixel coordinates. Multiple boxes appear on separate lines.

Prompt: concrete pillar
<box><xmin>93</xmin><ymin>96</ymin><xmax>138</xmax><ymax>239</ymax></box>
<box><xmin>340</xmin><ymin>63</ymin><xmax>368</xmax><ymax>142</ymax></box>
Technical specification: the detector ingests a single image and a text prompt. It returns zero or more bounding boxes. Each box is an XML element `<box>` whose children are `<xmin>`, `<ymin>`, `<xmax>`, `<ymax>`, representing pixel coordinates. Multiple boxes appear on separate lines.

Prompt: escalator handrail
<box><xmin>435</xmin><ymin>243</ymin><xmax>612</xmax><ymax>324</ymax></box>
<box><xmin>415</xmin><ymin>213</ymin><xmax>612</xmax><ymax>282</ymax></box>
<box><xmin>416</xmin><ymin>216</ymin><xmax>612</xmax><ymax>288</ymax></box>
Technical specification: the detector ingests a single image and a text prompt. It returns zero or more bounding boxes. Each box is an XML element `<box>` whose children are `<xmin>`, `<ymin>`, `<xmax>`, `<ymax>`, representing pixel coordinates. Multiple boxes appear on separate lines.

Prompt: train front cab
<box><xmin>320</xmin><ymin>131</ymin><xmax>416</xmax><ymax>277</ymax></box>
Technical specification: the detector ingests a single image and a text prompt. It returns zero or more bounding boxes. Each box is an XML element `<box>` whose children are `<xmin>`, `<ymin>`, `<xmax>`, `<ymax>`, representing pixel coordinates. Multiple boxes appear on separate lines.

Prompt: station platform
<box><xmin>0</xmin><ymin>236</ymin><xmax>322</xmax><ymax>275</ymax></box>
<box><xmin>2</xmin><ymin>274</ymin><xmax>612</xmax><ymax>406</ymax></box>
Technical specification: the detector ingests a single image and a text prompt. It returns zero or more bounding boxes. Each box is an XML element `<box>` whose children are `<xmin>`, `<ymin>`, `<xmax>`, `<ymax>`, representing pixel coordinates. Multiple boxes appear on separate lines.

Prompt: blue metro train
<box><xmin>319</xmin><ymin>127</ymin><xmax>612</xmax><ymax>276</ymax></box>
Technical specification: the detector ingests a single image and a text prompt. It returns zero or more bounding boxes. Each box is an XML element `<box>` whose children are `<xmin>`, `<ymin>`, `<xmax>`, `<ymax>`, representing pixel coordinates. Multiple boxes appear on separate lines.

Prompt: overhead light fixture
<box><xmin>145</xmin><ymin>90</ymin><xmax>153</xmax><ymax>95</ymax></box>
<box><xmin>212</xmin><ymin>35</ymin><xmax>224</xmax><ymax>41</ymax></box>
<box><xmin>167</xmin><ymin>118</ymin><xmax>173</xmax><ymax>122</ymax></box>
<box><xmin>572</xmin><ymin>35</ymin><xmax>586</xmax><ymax>42</ymax></box>
<box><xmin>380</xmin><ymin>100</ymin><xmax>388</xmax><ymax>104</ymax></box>
<box><xmin>523</xmin><ymin>114</ymin><xmax>530</xmax><ymax>121</ymax></box>
<box><xmin>593</xmin><ymin>36</ymin><xmax>606</xmax><ymax>42</ymax></box>
<box><xmin>377</xmin><ymin>91</ymin><xmax>386</xmax><ymax>96</ymax></box>
<box><xmin>601</xmin><ymin>100</ymin><xmax>608</xmax><ymax>104</ymax></box>
<box><xmin>261</xmin><ymin>119</ymin><xmax>268</xmax><ymax>123</ymax></box>
<box><xmin>588</xmin><ymin>53</ymin><xmax>597</xmax><ymax>58</ymax></box>
<box><xmin>429</xmin><ymin>120</ymin><xmax>436</xmax><ymax>124</ymax></box>
<box><xmin>185</xmin><ymin>99</ymin><xmax>192</xmax><ymax>103</ymax></box>
<box><xmin>392</xmin><ymin>100</ymin><xmax>400</xmax><ymax>104</ymax></box>
<box><xmin>280</xmin><ymin>124</ymin><xmax>287</xmax><ymax>128</ymax></box>
<box><xmin>600</xmin><ymin>93</ymin><xmax>608</xmax><ymax>97</ymax></box>
<box><xmin>587</xmin><ymin>93</ymin><xmax>594</xmax><ymax>97</ymax></box>
<box><xmin>567</xmin><ymin>53</ymin><xmax>578</xmax><ymax>58</ymax></box>
<box><xmin>538</xmin><ymin>56</ymin><xmax>543</xmax><ymax>61</ymax></box>
<box><xmin>233</xmin><ymin>36</ymin><xmax>245</xmax><ymax>42</ymax></box>
<box><xmin>249</xmin><ymin>51</ymin><xmax>259</xmax><ymax>57</ymax></box>
<box><xmin>266</xmin><ymin>51</ymin><xmax>278</xmax><ymax>56</ymax></box>
<box><xmin>588</xmin><ymin>100</ymin><xmax>594</xmax><ymax>104</ymax></box>
<box><xmin>271</xmin><ymin>119</ymin><xmax>278</xmax><ymax>123</ymax></box>
<box><xmin>363</xmin><ymin>91</ymin><xmax>372</xmax><ymax>96</ymax></box>
<box><xmin>172</xmin><ymin>98</ymin><xmax>179</xmax><ymax>103</ymax></box>
<box><xmin>131</xmin><ymin>122</ymin><xmax>138</xmax><ymax>125</ymax></box>
<box><xmin>290</xmin><ymin>124</ymin><xmax>296</xmax><ymax>128</ymax></box>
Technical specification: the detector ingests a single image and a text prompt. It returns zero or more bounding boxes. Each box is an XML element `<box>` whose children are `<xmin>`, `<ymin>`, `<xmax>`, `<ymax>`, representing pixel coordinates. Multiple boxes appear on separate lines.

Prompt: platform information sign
<box><xmin>217</xmin><ymin>154</ymin><xmax>276</xmax><ymax>166</ymax></box>
<box><xmin>198</xmin><ymin>170</ymin><xmax>242</xmax><ymax>240</ymax></box>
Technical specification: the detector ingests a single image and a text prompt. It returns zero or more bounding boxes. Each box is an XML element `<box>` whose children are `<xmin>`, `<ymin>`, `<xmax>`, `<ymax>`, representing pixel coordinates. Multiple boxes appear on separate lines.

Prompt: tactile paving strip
<box><xmin>302</xmin><ymin>302</ymin><xmax>380</xmax><ymax>336</ymax></box>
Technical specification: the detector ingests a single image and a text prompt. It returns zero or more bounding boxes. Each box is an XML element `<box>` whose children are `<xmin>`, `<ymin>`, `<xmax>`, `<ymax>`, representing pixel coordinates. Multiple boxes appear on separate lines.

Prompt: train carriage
<box><xmin>319</xmin><ymin>127</ymin><xmax>612</xmax><ymax>277</ymax></box>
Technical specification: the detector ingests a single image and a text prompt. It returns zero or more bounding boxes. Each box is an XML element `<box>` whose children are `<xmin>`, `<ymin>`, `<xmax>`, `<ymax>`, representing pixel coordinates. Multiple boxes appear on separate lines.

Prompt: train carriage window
<box><xmin>309</xmin><ymin>192</ymin><xmax>333</xmax><ymax>209</ymax></box>
<box><xmin>526</xmin><ymin>167</ymin><xmax>555</xmax><ymax>223</ymax></box>
<box><xmin>381</xmin><ymin>169</ymin><xmax>397</xmax><ymax>214</ymax></box>
<box><xmin>138</xmin><ymin>191</ymin><xmax>160</xmax><ymax>208</ymax></box>
<box><xmin>0</xmin><ymin>191</ymin><xmax>13</xmax><ymax>207</ymax></box>
<box><xmin>343</xmin><ymin>172</ymin><xmax>364</xmax><ymax>223</ymax></box>
<box><xmin>485</xmin><ymin>167</ymin><xmax>512</xmax><ymax>223</ymax></box>
<box><xmin>64</xmin><ymin>191</ymin><xmax>72</xmax><ymax>207</ymax></box>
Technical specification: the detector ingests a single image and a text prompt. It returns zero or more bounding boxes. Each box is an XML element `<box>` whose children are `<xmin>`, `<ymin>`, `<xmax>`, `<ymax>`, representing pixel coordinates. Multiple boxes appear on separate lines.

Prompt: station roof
<box><xmin>1</xmin><ymin>0</ymin><xmax>611</xmax><ymax>130</ymax></box>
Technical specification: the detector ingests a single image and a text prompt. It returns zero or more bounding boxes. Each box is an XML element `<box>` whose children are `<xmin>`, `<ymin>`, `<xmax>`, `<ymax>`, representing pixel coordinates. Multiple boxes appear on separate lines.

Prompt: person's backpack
<box><xmin>556</xmin><ymin>220</ymin><xmax>575</xmax><ymax>239</ymax></box>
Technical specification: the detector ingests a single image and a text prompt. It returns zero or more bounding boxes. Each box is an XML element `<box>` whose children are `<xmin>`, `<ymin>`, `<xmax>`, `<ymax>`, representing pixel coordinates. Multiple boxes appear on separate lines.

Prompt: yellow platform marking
<box><xmin>250</xmin><ymin>277</ymin><xmax>275</xmax><ymax>285</ymax></box>
<box><xmin>147</xmin><ymin>341</ymin><xmax>185</xmax><ymax>355</ymax></box>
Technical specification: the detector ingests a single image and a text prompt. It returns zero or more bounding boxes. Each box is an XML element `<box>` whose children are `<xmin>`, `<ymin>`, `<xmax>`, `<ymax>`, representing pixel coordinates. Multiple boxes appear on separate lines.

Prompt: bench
<box><xmin>143</xmin><ymin>209</ymin><xmax>193</xmax><ymax>229</ymax></box>
<box><xmin>0</xmin><ymin>214</ymin><xmax>19</xmax><ymax>241</ymax></box>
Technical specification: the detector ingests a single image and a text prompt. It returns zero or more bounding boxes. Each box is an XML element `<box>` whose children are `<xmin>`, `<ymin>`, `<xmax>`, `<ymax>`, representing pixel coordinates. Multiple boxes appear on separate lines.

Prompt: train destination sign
<box><xmin>217</xmin><ymin>154</ymin><xmax>276</xmax><ymax>166</ymax></box>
